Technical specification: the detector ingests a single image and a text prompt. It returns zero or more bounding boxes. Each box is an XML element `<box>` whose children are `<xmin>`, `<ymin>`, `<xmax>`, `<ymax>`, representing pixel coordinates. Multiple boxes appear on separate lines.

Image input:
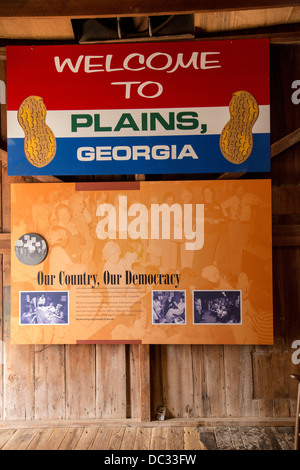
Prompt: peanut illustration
<box><xmin>17</xmin><ymin>96</ymin><xmax>56</xmax><ymax>168</ymax></box>
<box><xmin>219</xmin><ymin>91</ymin><xmax>259</xmax><ymax>165</ymax></box>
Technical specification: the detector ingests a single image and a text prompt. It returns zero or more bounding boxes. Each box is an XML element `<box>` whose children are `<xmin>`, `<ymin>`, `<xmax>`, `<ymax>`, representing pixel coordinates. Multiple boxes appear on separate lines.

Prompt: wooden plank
<box><xmin>272</xmin><ymin>185</ymin><xmax>300</xmax><ymax>217</ymax></box>
<box><xmin>293</xmin><ymin>375</ymin><xmax>300</xmax><ymax>450</ymax></box>
<box><xmin>161</xmin><ymin>345</ymin><xmax>194</xmax><ymax>418</ymax></box>
<box><xmin>106</xmin><ymin>427</ymin><xmax>125</xmax><ymax>450</ymax></box>
<box><xmin>263</xmin><ymin>427</ymin><xmax>283</xmax><ymax>449</ymax></box>
<box><xmin>58</xmin><ymin>427</ymin><xmax>85</xmax><ymax>450</ymax></box>
<box><xmin>0</xmin><ymin>18</ymin><xmax>75</xmax><ymax>40</ymax></box>
<box><xmin>26</xmin><ymin>428</ymin><xmax>55</xmax><ymax>450</ymax></box>
<box><xmin>34</xmin><ymin>345</ymin><xmax>66</xmax><ymax>420</ymax></box>
<box><xmin>197</xmin><ymin>24</ymin><xmax>300</xmax><ymax>45</ymax></box>
<box><xmin>129</xmin><ymin>344</ymin><xmax>151</xmax><ymax>421</ymax></box>
<box><xmin>223</xmin><ymin>345</ymin><xmax>257</xmax><ymax>417</ymax></box>
<box><xmin>132</xmin><ymin>427</ymin><xmax>151</xmax><ymax>450</ymax></box>
<box><xmin>271</xmin><ymin>426</ymin><xmax>293</xmax><ymax>450</ymax></box>
<box><xmin>0</xmin><ymin>1</ymin><xmax>297</xmax><ymax>18</ymax></box>
<box><xmin>149</xmin><ymin>427</ymin><xmax>185</xmax><ymax>451</ymax></box>
<box><xmin>272</xmin><ymin>224</ymin><xmax>300</xmax><ymax>246</ymax></box>
<box><xmin>274</xmin><ymin>398</ymin><xmax>292</xmax><ymax>418</ymax></box>
<box><xmin>271</xmin><ymin>127</ymin><xmax>300</xmax><ymax>158</ymax></box>
<box><xmin>40</xmin><ymin>427</ymin><xmax>70</xmax><ymax>450</ymax></box>
<box><xmin>259</xmin><ymin>399</ymin><xmax>276</xmax><ymax>418</ymax></box>
<box><xmin>120</xmin><ymin>426</ymin><xmax>138</xmax><ymax>449</ymax></box>
<box><xmin>195</xmin><ymin>7</ymin><xmax>300</xmax><ymax>33</ymax></box>
<box><xmin>203</xmin><ymin>346</ymin><xmax>226</xmax><ymax>418</ymax></box>
<box><xmin>150</xmin><ymin>345</ymin><xmax>164</xmax><ymax>419</ymax></box>
<box><xmin>0</xmin><ymin>254</ymin><xmax>3</xmax><ymax>421</ymax></box>
<box><xmin>150</xmin><ymin>427</ymin><xmax>169</xmax><ymax>450</ymax></box>
<box><xmin>0</xmin><ymin>233</ymin><xmax>10</xmax><ymax>254</ymax></box>
<box><xmin>199</xmin><ymin>427</ymin><xmax>218</xmax><ymax>450</ymax></box>
<box><xmin>214</xmin><ymin>426</ymin><xmax>234</xmax><ymax>449</ymax></box>
<box><xmin>183</xmin><ymin>427</ymin><xmax>206</xmax><ymax>450</ymax></box>
<box><xmin>271</xmin><ymin>426</ymin><xmax>295</xmax><ymax>450</ymax></box>
<box><xmin>0</xmin><ymin>425</ymin><xmax>295</xmax><ymax>450</ymax></box>
<box><xmin>209</xmin><ymin>426</ymin><xmax>293</xmax><ymax>450</ymax></box>
<box><xmin>129</xmin><ymin>344</ymin><xmax>141</xmax><ymax>419</ymax></box>
<box><xmin>271</xmin><ymin>249</ymin><xmax>295</xmax><ymax>351</ymax></box>
<box><xmin>165</xmin><ymin>426</ymin><xmax>184</xmax><ymax>450</ymax></box>
<box><xmin>96</xmin><ymin>344</ymin><xmax>127</xmax><ymax>419</ymax></box>
<box><xmin>0</xmin><ymin>429</ymin><xmax>16</xmax><ymax>449</ymax></box>
<box><xmin>65</xmin><ymin>344</ymin><xmax>96</xmax><ymax>419</ymax></box>
<box><xmin>74</xmin><ymin>427</ymin><xmax>100</xmax><ymax>450</ymax></box>
<box><xmin>1</xmin><ymin>428</ymin><xmax>40</xmax><ymax>450</ymax></box>
<box><xmin>3</xmin><ymin>341</ymin><xmax>35</xmax><ymax>420</ymax></box>
<box><xmin>228</xmin><ymin>427</ymin><xmax>245</xmax><ymax>450</ymax></box>
<box><xmin>0</xmin><ymin>416</ymin><xmax>296</xmax><ymax>428</ymax></box>
<box><xmin>89</xmin><ymin>428</ymin><xmax>113</xmax><ymax>450</ymax></box>
<box><xmin>191</xmin><ymin>346</ymin><xmax>208</xmax><ymax>417</ymax></box>
<box><xmin>139</xmin><ymin>344</ymin><xmax>151</xmax><ymax>422</ymax></box>
<box><xmin>239</xmin><ymin>426</ymin><xmax>279</xmax><ymax>450</ymax></box>
<box><xmin>252</xmin><ymin>353</ymin><xmax>292</xmax><ymax>400</ymax></box>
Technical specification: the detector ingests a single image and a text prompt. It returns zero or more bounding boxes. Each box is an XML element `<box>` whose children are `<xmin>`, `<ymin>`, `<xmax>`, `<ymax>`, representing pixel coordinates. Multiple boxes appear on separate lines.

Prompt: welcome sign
<box><xmin>11</xmin><ymin>179</ymin><xmax>273</xmax><ymax>345</ymax></box>
<box><xmin>6</xmin><ymin>39</ymin><xmax>270</xmax><ymax>176</ymax></box>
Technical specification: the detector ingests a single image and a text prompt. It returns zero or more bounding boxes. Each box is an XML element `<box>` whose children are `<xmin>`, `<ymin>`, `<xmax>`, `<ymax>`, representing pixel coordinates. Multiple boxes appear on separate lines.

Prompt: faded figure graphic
<box><xmin>180</xmin><ymin>188</ymin><xmax>195</xmax><ymax>270</ymax></box>
<box><xmin>200</xmin><ymin>186</ymin><xmax>224</xmax><ymax>268</ymax></box>
<box><xmin>221</xmin><ymin>185</ymin><xmax>263</xmax><ymax>275</ymax></box>
<box><xmin>54</xmin><ymin>203</ymin><xmax>86</xmax><ymax>264</ymax></box>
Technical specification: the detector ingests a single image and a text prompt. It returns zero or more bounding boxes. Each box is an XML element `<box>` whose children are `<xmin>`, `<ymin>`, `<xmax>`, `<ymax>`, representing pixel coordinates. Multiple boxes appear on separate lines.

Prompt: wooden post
<box><xmin>0</xmin><ymin>233</ymin><xmax>10</xmax><ymax>254</ymax></box>
<box><xmin>129</xmin><ymin>343</ymin><xmax>151</xmax><ymax>421</ymax></box>
<box><xmin>132</xmin><ymin>176</ymin><xmax>150</xmax><ymax>422</ymax></box>
<box><xmin>139</xmin><ymin>344</ymin><xmax>151</xmax><ymax>422</ymax></box>
<box><xmin>291</xmin><ymin>374</ymin><xmax>300</xmax><ymax>451</ymax></box>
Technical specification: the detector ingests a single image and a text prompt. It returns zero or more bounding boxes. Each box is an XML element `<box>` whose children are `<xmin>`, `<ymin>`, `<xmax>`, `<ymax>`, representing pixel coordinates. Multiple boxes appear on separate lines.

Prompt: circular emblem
<box><xmin>15</xmin><ymin>233</ymin><xmax>48</xmax><ymax>266</ymax></box>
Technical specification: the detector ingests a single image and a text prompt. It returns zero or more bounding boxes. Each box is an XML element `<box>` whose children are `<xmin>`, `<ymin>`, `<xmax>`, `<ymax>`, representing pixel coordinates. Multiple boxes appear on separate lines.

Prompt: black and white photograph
<box><xmin>193</xmin><ymin>290</ymin><xmax>241</xmax><ymax>325</ymax></box>
<box><xmin>152</xmin><ymin>290</ymin><xmax>186</xmax><ymax>325</ymax></box>
<box><xmin>19</xmin><ymin>291</ymin><xmax>69</xmax><ymax>325</ymax></box>
<box><xmin>15</xmin><ymin>233</ymin><xmax>48</xmax><ymax>266</ymax></box>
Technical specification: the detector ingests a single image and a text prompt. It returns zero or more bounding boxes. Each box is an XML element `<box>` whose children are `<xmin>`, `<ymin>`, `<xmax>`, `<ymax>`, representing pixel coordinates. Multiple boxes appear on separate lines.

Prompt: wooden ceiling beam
<box><xmin>0</xmin><ymin>24</ymin><xmax>299</xmax><ymax>47</ymax></box>
<box><xmin>0</xmin><ymin>1</ymin><xmax>299</xmax><ymax>19</ymax></box>
<box><xmin>196</xmin><ymin>23</ymin><xmax>300</xmax><ymax>44</ymax></box>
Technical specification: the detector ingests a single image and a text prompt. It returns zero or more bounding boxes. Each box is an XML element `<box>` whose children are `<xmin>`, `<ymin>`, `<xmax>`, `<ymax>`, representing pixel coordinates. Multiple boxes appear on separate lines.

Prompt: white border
<box><xmin>152</xmin><ymin>289</ymin><xmax>187</xmax><ymax>326</ymax></box>
<box><xmin>192</xmin><ymin>289</ymin><xmax>242</xmax><ymax>326</ymax></box>
<box><xmin>19</xmin><ymin>290</ymin><xmax>70</xmax><ymax>326</ymax></box>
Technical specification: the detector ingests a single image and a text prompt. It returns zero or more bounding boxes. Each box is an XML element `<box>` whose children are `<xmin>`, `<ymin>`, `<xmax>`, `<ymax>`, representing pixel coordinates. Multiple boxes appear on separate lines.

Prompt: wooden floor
<box><xmin>0</xmin><ymin>426</ymin><xmax>295</xmax><ymax>450</ymax></box>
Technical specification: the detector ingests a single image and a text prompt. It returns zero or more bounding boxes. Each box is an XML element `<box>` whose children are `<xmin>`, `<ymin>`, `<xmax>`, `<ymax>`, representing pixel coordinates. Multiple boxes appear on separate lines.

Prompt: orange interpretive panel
<box><xmin>11</xmin><ymin>179</ymin><xmax>273</xmax><ymax>344</ymax></box>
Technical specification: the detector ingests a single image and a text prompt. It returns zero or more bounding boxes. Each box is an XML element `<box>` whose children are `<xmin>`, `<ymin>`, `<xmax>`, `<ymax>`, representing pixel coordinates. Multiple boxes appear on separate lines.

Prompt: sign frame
<box><xmin>6</xmin><ymin>39</ymin><xmax>270</xmax><ymax>176</ymax></box>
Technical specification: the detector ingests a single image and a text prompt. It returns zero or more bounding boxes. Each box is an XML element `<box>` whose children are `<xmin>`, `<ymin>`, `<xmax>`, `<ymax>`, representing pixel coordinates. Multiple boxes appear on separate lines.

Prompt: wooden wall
<box><xmin>0</xmin><ymin>42</ymin><xmax>299</xmax><ymax>425</ymax></box>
